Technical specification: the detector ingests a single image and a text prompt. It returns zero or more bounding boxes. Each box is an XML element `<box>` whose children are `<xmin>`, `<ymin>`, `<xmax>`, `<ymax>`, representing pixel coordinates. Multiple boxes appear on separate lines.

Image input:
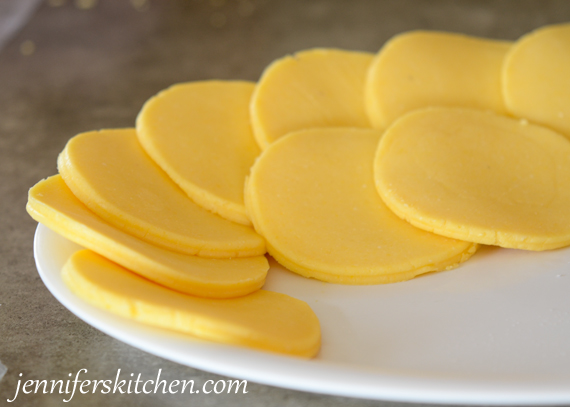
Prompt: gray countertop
<box><xmin>1</xmin><ymin>1</ymin><xmax>570</xmax><ymax>406</ymax></box>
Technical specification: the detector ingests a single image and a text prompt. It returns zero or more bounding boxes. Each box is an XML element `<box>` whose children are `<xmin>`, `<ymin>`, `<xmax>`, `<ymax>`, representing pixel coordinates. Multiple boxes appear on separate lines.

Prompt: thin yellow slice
<box><xmin>503</xmin><ymin>23</ymin><xmax>570</xmax><ymax>140</ymax></box>
<box><xmin>57</xmin><ymin>129</ymin><xmax>265</xmax><ymax>258</ymax></box>
<box><xmin>366</xmin><ymin>31</ymin><xmax>511</xmax><ymax>129</ymax></box>
<box><xmin>27</xmin><ymin>175</ymin><xmax>268</xmax><ymax>298</ymax></box>
<box><xmin>251</xmin><ymin>48</ymin><xmax>374</xmax><ymax>149</ymax></box>
<box><xmin>63</xmin><ymin>250</ymin><xmax>321</xmax><ymax>358</ymax></box>
<box><xmin>245</xmin><ymin>128</ymin><xmax>476</xmax><ymax>284</ymax></box>
<box><xmin>136</xmin><ymin>81</ymin><xmax>260</xmax><ymax>226</ymax></box>
<box><xmin>375</xmin><ymin>107</ymin><xmax>570</xmax><ymax>251</ymax></box>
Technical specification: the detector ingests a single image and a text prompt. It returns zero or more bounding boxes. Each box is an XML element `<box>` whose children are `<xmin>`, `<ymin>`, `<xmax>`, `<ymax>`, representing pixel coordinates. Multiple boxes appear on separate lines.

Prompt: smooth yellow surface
<box><xmin>27</xmin><ymin>175</ymin><xmax>268</xmax><ymax>298</ymax></box>
<box><xmin>366</xmin><ymin>31</ymin><xmax>511</xmax><ymax>129</ymax></box>
<box><xmin>63</xmin><ymin>250</ymin><xmax>321</xmax><ymax>358</ymax></box>
<box><xmin>245</xmin><ymin>128</ymin><xmax>476</xmax><ymax>284</ymax></box>
<box><xmin>375</xmin><ymin>107</ymin><xmax>570</xmax><ymax>250</ymax></box>
<box><xmin>137</xmin><ymin>81</ymin><xmax>261</xmax><ymax>225</ymax></box>
<box><xmin>57</xmin><ymin>129</ymin><xmax>265</xmax><ymax>258</ymax></box>
<box><xmin>251</xmin><ymin>48</ymin><xmax>374</xmax><ymax>149</ymax></box>
<box><xmin>503</xmin><ymin>23</ymin><xmax>570</xmax><ymax>140</ymax></box>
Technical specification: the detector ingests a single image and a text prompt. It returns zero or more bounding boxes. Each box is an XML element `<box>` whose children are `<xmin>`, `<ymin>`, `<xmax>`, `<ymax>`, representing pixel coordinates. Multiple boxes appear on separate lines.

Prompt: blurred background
<box><xmin>1</xmin><ymin>1</ymin><xmax>570</xmax><ymax>406</ymax></box>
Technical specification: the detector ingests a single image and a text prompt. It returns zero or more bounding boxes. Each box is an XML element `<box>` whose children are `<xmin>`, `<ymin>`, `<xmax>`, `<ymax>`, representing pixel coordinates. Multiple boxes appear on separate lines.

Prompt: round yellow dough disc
<box><xmin>375</xmin><ymin>107</ymin><xmax>570</xmax><ymax>251</ymax></box>
<box><xmin>503</xmin><ymin>23</ymin><xmax>570</xmax><ymax>140</ymax></box>
<box><xmin>250</xmin><ymin>48</ymin><xmax>374</xmax><ymax>149</ymax></box>
<box><xmin>136</xmin><ymin>81</ymin><xmax>261</xmax><ymax>225</ymax></box>
<box><xmin>57</xmin><ymin>129</ymin><xmax>265</xmax><ymax>258</ymax></box>
<box><xmin>63</xmin><ymin>250</ymin><xmax>321</xmax><ymax>358</ymax></box>
<box><xmin>245</xmin><ymin>128</ymin><xmax>476</xmax><ymax>284</ymax></box>
<box><xmin>366</xmin><ymin>31</ymin><xmax>511</xmax><ymax>129</ymax></box>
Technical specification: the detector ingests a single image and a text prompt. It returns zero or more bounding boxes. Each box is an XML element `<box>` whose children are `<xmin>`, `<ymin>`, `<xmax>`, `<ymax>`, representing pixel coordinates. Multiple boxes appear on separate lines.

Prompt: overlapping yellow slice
<box><xmin>375</xmin><ymin>107</ymin><xmax>570</xmax><ymax>250</ymax></box>
<box><xmin>136</xmin><ymin>81</ymin><xmax>261</xmax><ymax>226</ymax></box>
<box><xmin>57</xmin><ymin>128</ymin><xmax>265</xmax><ymax>258</ymax></box>
<box><xmin>27</xmin><ymin>175</ymin><xmax>268</xmax><ymax>298</ymax></box>
<box><xmin>250</xmin><ymin>48</ymin><xmax>374</xmax><ymax>149</ymax></box>
<box><xmin>245</xmin><ymin>128</ymin><xmax>477</xmax><ymax>284</ymax></box>
<box><xmin>366</xmin><ymin>31</ymin><xmax>511</xmax><ymax>129</ymax></box>
<box><xmin>63</xmin><ymin>250</ymin><xmax>321</xmax><ymax>358</ymax></box>
<box><xmin>503</xmin><ymin>23</ymin><xmax>570</xmax><ymax>140</ymax></box>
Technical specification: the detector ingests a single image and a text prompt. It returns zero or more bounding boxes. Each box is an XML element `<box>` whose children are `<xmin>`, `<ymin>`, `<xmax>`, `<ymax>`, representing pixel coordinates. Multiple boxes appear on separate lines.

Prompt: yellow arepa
<box><xmin>503</xmin><ymin>23</ymin><xmax>570</xmax><ymax>140</ymax></box>
<box><xmin>245</xmin><ymin>128</ymin><xmax>476</xmax><ymax>284</ymax></box>
<box><xmin>63</xmin><ymin>250</ymin><xmax>321</xmax><ymax>358</ymax></box>
<box><xmin>375</xmin><ymin>107</ymin><xmax>570</xmax><ymax>250</ymax></box>
<box><xmin>250</xmin><ymin>48</ymin><xmax>374</xmax><ymax>149</ymax></box>
<box><xmin>366</xmin><ymin>31</ymin><xmax>511</xmax><ymax>129</ymax></box>
<box><xmin>137</xmin><ymin>81</ymin><xmax>261</xmax><ymax>225</ymax></box>
<box><xmin>57</xmin><ymin>129</ymin><xmax>265</xmax><ymax>258</ymax></box>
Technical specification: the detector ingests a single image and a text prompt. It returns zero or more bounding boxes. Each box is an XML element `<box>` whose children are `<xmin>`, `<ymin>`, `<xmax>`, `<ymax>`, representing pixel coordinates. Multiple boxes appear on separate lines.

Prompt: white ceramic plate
<box><xmin>34</xmin><ymin>223</ymin><xmax>570</xmax><ymax>405</ymax></box>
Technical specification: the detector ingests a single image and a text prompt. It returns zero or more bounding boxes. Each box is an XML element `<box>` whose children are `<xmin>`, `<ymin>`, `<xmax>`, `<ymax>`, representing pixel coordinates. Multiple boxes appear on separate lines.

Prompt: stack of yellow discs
<box><xmin>26</xmin><ymin>23</ymin><xmax>570</xmax><ymax>359</ymax></box>
<box><xmin>374</xmin><ymin>107</ymin><xmax>570</xmax><ymax>251</ymax></box>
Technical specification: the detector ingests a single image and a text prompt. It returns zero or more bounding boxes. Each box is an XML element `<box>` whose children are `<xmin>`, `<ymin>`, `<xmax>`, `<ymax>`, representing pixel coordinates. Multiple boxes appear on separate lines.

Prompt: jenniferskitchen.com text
<box><xmin>7</xmin><ymin>369</ymin><xmax>248</xmax><ymax>402</ymax></box>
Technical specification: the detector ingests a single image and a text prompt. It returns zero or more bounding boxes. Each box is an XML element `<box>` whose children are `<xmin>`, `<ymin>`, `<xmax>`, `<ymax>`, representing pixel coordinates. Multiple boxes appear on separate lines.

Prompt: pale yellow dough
<box><xmin>503</xmin><ymin>23</ymin><xmax>570</xmax><ymax>140</ymax></box>
<box><xmin>375</xmin><ymin>107</ymin><xmax>570</xmax><ymax>250</ymax></box>
<box><xmin>27</xmin><ymin>175</ymin><xmax>268</xmax><ymax>298</ymax></box>
<box><xmin>136</xmin><ymin>81</ymin><xmax>261</xmax><ymax>225</ymax></box>
<box><xmin>245</xmin><ymin>128</ymin><xmax>476</xmax><ymax>284</ymax></box>
<box><xmin>57</xmin><ymin>129</ymin><xmax>265</xmax><ymax>258</ymax></box>
<box><xmin>366</xmin><ymin>31</ymin><xmax>511</xmax><ymax>129</ymax></box>
<box><xmin>250</xmin><ymin>48</ymin><xmax>374</xmax><ymax>149</ymax></box>
<box><xmin>63</xmin><ymin>250</ymin><xmax>321</xmax><ymax>358</ymax></box>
